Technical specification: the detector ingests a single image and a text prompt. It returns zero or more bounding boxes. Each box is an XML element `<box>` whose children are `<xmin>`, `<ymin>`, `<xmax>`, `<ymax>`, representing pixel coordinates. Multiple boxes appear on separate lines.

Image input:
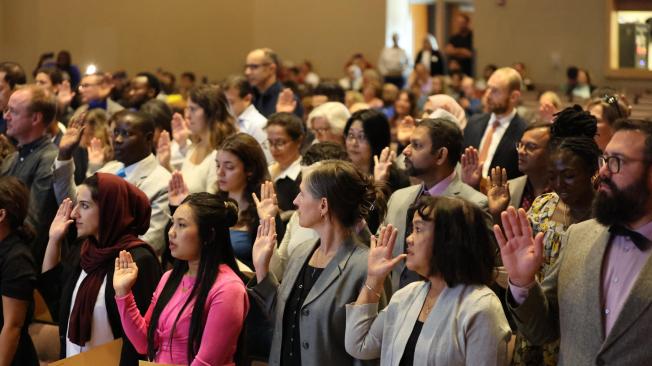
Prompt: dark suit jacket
<box><xmin>463</xmin><ymin>112</ymin><xmax>528</xmax><ymax>180</ymax></box>
<box><xmin>413</xmin><ymin>49</ymin><xmax>445</xmax><ymax>76</ymax></box>
<box><xmin>38</xmin><ymin>245</ymin><xmax>161</xmax><ymax>366</ymax></box>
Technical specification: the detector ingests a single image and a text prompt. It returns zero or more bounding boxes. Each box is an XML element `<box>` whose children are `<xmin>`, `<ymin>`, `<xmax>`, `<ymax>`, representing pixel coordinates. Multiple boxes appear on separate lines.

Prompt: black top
<box><xmin>252</xmin><ymin>80</ymin><xmax>304</xmax><ymax>118</ymax></box>
<box><xmin>448</xmin><ymin>31</ymin><xmax>474</xmax><ymax>76</ymax></box>
<box><xmin>414</xmin><ymin>49</ymin><xmax>446</xmax><ymax>76</ymax></box>
<box><xmin>275</xmin><ymin>173</ymin><xmax>301</xmax><ymax>213</ymax></box>
<box><xmin>281</xmin><ymin>250</ymin><xmax>324</xmax><ymax>366</ymax></box>
<box><xmin>0</xmin><ymin>234</ymin><xmax>38</xmax><ymax>366</ymax></box>
<box><xmin>399</xmin><ymin>320</ymin><xmax>424</xmax><ymax>366</ymax></box>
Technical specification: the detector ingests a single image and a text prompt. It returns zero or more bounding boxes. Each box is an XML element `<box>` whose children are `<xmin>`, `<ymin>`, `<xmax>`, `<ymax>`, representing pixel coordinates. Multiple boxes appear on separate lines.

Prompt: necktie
<box><xmin>609</xmin><ymin>225</ymin><xmax>651</xmax><ymax>251</ymax></box>
<box><xmin>478</xmin><ymin>120</ymin><xmax>501</xmax><ymax>164</ymax></box>
<box><xmin>116</xmin><ymin>168</ymin><xmax>126</xmax><ymax>178</ymax></box>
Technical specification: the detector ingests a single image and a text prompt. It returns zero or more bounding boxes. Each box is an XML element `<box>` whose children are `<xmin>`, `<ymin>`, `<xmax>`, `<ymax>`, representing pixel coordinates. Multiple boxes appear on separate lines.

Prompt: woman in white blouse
<box><xmin>345</xmin><ymin>195</ymin><xmax>511</xmax><ymax>366</ymax></box>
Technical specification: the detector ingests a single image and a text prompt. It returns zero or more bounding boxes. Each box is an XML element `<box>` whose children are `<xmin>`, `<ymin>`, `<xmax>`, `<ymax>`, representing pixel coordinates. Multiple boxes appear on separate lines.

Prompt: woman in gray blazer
<box><xmin>345</xmin><ymin>196</ymin><xmax>511</xmax><ymax>366</ymax></box>
<box><xmin>249</xmin><ymin>160</ymin><xmax>386</xmax><ymax>366</ymax></box>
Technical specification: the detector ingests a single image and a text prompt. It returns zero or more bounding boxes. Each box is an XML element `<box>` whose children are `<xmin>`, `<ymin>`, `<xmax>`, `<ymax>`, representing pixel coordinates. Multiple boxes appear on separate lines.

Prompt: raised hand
<box><xmin>87</xmin><ymin>137</ymin><xmax>106</xmax><ymax>167</ymax></box>
<box><xmin>252</xmin><ymin>217</ymin><xmax>277</xmax><ymax>283</ymax></box>
<box><xmin>156</xmin><ymin>130</ymin><xmax>172</xmax><ymax>171</ymax></box>
<box><xmin>396</xmin><ymin>115</ymin><xmax>416</xmax><ymax>145</ymax></box>
<box><xmin>373</xmin><ymin>147</ymin><xmax>396</xmax><ymax>184</ymax></box>
<box><xmin>493</xmin><ymin>207</ymin><xmax>544</xmax><ymax>287</ymax></box>
<box><xmin>113</xmin><ymin>250</ymin><xmax>139</xmax><ymax>297</ymax></box>
<box><xmin>252</xmin><ymin>181</ymin><xmax>279</xmax><ymax>220</ymax></box>
<box><xmin>171</xmin><ymin>113</ymin><xmax>190</xmax><ymax>148</ymax></box>
<box><xmin>275</xmin><ymin>88</ymin><xmax>297</xmax><ymax>113</ymax></box>
<box><xmin>49</xmin><ymin>198</ymin><xmax>75</xmax><ymax>245</ymax></box>
<box><xmin>487</xmin><ymin>166</ymin><xmax>511</xmax><ymax>217</ymax></box>
<box><xmin>58</xmin><ymin>113</ymin><xmax>86</xmax><ymax>160</ymax></box>
<box><xmin>366</xmin><ymin>225</ymin><xmax>405</xmax><ymax>284</ymax></box>
<box><xmin>56</xmin><ymin>80</ymin><xmax>76</xmax><ymax>108</ymax></box>
<box><xmin>168</xmin><ymin>171</ymin><xmax>189</xmax><ymax>207</ymax></box>
<box><xmin>460</xmin><ymin>146</ymin><xmax>483</xmax><ymax>189</ymax></box>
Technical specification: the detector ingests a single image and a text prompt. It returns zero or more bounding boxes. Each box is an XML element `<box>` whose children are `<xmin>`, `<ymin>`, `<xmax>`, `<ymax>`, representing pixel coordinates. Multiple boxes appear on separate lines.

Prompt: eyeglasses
<box><xmin>603</xmin><ymin>94</ymin><xmax>623</xmax><ymax>119</ymax></box>
<box><xmin>264</xmin><ymin>139</ymin><xmax>290</xmax><ymax>149</ymax></box>
<box><xmin>515</xmin><ymin>141</ymin><xmax>541</xmax><ymax>154</ymax></box>
<box><xmin>79</xmin><ymin>82</ymin><xmax>100</xmax><ymax>89</ymax></box>
<box><xmin>311</xmin><ymin>127</ymin><xmax>331</xmax><ymax>135</ymax></box>
<box><xmin>598</xmin><ymin>154</ymin><xmax>649</xmax><ymax>174</ymax></box>
<box><xmin>346</xmin><ymin>131</ymin><xmax>368</xmax><ymax>143</ymax></box>
<box><xmin>244</xmin><ymin>63</ymin><xmax>271</xmax><ymax>71</ymax></box>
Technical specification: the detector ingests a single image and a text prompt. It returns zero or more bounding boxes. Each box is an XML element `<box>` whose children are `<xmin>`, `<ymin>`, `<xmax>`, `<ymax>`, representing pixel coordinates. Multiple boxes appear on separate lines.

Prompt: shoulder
<box><xmin>511</xmin><ymin>114</ymin><xmax>529</xmax><ymax>130</ymax></box>
<box><xmin>98</xmin><ymin>160</ymin><xmax>123</xmax><ymax>174</ymax></box>
<box><xmin>389</xmin><ymin>184</ymin><xmax>421</xmax><ymax>203</ymax></box>
<box><xmin>0</xmin><ymin>236</ymin><xmax>36</xmax><ymax>269</ymax></box>
<box><xmin>390</xmin><ymin>281</ymin><xmax>427</xmax><ymax>304</ymax></box>
<box><xmin>455</xmin><ymin>285</ymin><xmax>504</xmax><ymax>319</ymax></box>
<box><xmin>128</xmin><ymin>245</ymin><xmax>158</xmax><ymax>264</ymax></box>
<box><xmin>212</xmin><ymin>265</ymin><xmax>246</xmax><ymax>294</ymax></box>
<box><xmin>529</xmin><ymin>192</ymin><xmax>559</xmax><ymax>214</ymax></box>
<box><xmin>468</xmin><ymin>113</ymin><xmax>490</xmax><ymax>125</ymax></box>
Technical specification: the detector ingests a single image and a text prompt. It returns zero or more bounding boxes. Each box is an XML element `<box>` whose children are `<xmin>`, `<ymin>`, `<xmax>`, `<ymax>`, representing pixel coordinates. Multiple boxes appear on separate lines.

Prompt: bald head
<box><xmin>484</xmin><ymin>67</ymin><xmax>522</xmax><ymax>116</ymax></box>
<box><xmin>245</xmin><ymin>48</ymin><xmax>279</xmax><ymax>90</ymax></box>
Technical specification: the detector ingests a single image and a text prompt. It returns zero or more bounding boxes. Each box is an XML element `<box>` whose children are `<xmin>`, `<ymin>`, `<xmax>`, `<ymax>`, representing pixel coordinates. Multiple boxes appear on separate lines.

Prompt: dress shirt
<box><xmin>238</xmin><ymin>104</ymin><xmax>273</xmax><ymax>163</ymax></box>
<box><xmin>510</xmin><ymin>220</ymin><xmax>652</xmax><ymax>337</ymax></box>
<box><xmin>378</xmin><ymin>47</ymin><xmax>410</xmax><ymax>76</ymax></box>
<box><xmin>425</xmin><ymin>170</ymin><xmax>456</xmax><ymax>196</ymax></box>
<box><xmin>479</xmin><ymin>108</ymin><xmax>517</xmax><ymax>177</ymax></box>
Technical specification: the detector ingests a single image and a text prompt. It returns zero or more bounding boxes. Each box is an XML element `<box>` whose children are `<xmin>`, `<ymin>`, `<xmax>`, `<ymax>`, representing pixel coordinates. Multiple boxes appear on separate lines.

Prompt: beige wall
<box><xmin>474</xmin><ymin>0</ymin><xmax>650</xmax><ymax>92</ymax></box>
<box><xmin>0</xmin><ymin>0</ymin><xmax>385</xmax><ymax>81</ymax></box>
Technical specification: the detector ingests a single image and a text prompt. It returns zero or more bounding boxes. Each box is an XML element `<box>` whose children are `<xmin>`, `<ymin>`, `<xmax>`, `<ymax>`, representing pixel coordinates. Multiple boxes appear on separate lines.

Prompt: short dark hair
<box><xmin>524</xmin><ymin>121</ymin><xmax>552</xmax><ymax>133</ymax></box>
<box><xmin>613</xmin><ymin>119</ymin><xmax>652</xmax><ymax>164</ymax></box>
<box><xmin>413</xmin><ymin>195</ymin><xmax>495</xmax><ymax>287</ymax></box>
<box><xmin>136</xmin><ymin>72</ymin><xmax>161</xmax><ymax>96</ymax></box>
<box><xmin>36</xmin><ymin>67</ymin><xmax>63</xmax><ymax>85</ymax></box>
<box><xmin>223</xmin><ymin>75</ymin><xmax>253</xmax><ymax>99</ymax></box>
<box><xmin>301</xmin><ymin>141</ymin><xmax>350</xmax><ymax>166</ymax></box>
<box><xmin>181</xmin><ymin>72</ymin><xmax>196</xmax><ymax>83</ymax></box>
<box><xmin>110</xmin><ymin>109</ymin><xmax>155</xmax><ymax>137</ymax></box>
<box><xmin>0</xmin><ymin>62</ymin><xmax>27</xmax><ymax>89</ymax></box>
<box><xmin>344</xmin><ymin>109</ymin><xmax>391</xmax><ymax>171</ymax></box>
<box><xmin>416</xmin><ymin>118</ymin><xmax>463</xmax><ymax>167</ymax></box>
<box><xmin>313</xmin><ymin>81</ymin><xmax>345</xmax><ymax>103</ymax></box>
<box><xmin>140</xmin><ymin>99</ymin><xmax>172</xmax><ymax>135</ymax></box>
<box><xmin>266</xmin><ymin>112</ymin><xmax>304</xmax><ymax>142</ymax></box>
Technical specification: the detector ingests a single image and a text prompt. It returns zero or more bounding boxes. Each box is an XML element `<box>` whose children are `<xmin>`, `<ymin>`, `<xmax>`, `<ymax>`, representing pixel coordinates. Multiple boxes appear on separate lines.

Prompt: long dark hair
<box><xmin>217</xmin><ymin>133</ymin><xmax>270</xmax><ymax>238</ymax></box>
<box><xmin>147</xmin><ymin>193</ymin><xmax>240</xmax><ymax>363</ymax></box>
<box><xmin>0</xmin><ymin>176</ymin><xmax>34</xmax><ymax>242</ymax></box>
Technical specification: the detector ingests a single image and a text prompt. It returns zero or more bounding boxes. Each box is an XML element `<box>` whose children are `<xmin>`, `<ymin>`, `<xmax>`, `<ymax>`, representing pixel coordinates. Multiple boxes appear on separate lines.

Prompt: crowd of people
<box><xmin>0</xmin><ymin>18</ymin><xmax>650</xmax><ymax>366</ymax></box>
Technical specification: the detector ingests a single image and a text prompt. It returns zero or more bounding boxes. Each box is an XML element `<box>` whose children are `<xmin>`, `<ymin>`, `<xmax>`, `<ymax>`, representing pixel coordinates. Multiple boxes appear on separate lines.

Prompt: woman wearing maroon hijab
<box><xmin>39</xmin><ymin>173</ymin><xmax>161</xmax><ymax>365</ymax></box>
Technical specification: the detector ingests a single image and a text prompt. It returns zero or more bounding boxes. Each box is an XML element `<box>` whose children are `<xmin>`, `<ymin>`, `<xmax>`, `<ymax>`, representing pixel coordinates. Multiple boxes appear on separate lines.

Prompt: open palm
<box><xmin>487</xmin><ymin>166</ymin><xmax>510</xmax><ymax>216</ymax></box>
<box><xmin>367</xmin><ymin>225</ymin><xmax>406</xmax><ymax>279</ymax></box>
<box><xmin>253</xmin><ymin>181</ymin><xmax>279</xmax><ymax>220</ymax></box>
<box><xmin>113</xmin><ymin>250</ymin><xmax>139</xmax><ymax>297</ymax></box>
<box><xmin>493</xmin><ymin>207</ymin><xmax>544</xmax><ymax>287</ymax></box>
<box><xmin>252</xmin><ymin>217</ymin><xmax>277</xmax><ymax>282</ymax></box>
<box><xmin>49</xmin><ymin>198</ymin><xmax>75</xmax><ymax>244</ymax></box>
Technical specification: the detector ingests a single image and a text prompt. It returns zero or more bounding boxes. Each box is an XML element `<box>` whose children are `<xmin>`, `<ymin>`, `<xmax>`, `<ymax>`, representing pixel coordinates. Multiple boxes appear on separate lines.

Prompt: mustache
<box><xmin>596</xmin><ymin>176</ymin><xmax>618</xmax><ymax>191</ymax></box>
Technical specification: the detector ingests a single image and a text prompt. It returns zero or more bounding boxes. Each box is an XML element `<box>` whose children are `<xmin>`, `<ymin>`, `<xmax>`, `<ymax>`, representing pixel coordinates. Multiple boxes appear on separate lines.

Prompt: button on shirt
<box><xmin>479</xmin><ymin>108</ymin><xmax>517</xmax><ymax>177</ymax></box>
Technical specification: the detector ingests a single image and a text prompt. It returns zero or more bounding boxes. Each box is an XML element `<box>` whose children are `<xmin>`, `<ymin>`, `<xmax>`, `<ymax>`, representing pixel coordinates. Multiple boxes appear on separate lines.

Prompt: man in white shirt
<box><xmin>223</xmin><ymin>75</ymin><xmax>273</xmax><ymax>163</ymax></box>
<box><xmin>53</xmin><ymin>110</ymin><xmax>171</xmax><ymax>254</ymax></box>
<box><xmin>378</xmin><ymin>33</ymin><xmax>410</xmax><ymax>89</ymax></box>
<box><xmin>462</xmin><ymin>67</ymin><xmax>528</xmax><ymax>189</ymax></box>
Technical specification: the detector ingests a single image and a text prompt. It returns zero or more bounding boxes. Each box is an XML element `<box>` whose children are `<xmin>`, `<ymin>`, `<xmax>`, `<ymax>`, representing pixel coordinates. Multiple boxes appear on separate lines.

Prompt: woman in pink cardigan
<box><xmin>113</xmin><ymin>193</ymin><xmax>249</xmax><ymax>365</ymax></box>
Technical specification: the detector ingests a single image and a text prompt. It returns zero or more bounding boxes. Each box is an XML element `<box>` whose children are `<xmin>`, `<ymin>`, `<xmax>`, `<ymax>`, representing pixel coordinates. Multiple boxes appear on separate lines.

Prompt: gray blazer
<box><xmin>346</xmin><ymin>281</ymin><xmax>511</xmax><ymax>366</ymax></box>
<box><xmin>508</xmin><ymin>175</ymin><xmax>528</xmax><ymax>209</ymax></box>
<box><xmin>248</xmin><ymin>236</ymin><xmax>380</xmax><ymax>366</ymax></box>
<box><xmin>383</xmin><ymin>175</ymin><xmax>489</xmax><ymax>293</ymax></box>
<box><xmin>52</xmin><ymin>154</ymin><xmax>171</xmax><ymax>254</ymax></box>
<box><xmin>509</xmin><ymin>219</ymin><xmax>652</xmax><ymax>365</ymax></box>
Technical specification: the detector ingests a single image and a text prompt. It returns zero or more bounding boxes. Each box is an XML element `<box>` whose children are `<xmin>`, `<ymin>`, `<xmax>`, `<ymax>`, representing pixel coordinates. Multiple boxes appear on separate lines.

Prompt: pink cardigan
<box><xmin>115</xmin><ymin>265</ymin><xmax>249</xmax><ymax>365</ymax></box>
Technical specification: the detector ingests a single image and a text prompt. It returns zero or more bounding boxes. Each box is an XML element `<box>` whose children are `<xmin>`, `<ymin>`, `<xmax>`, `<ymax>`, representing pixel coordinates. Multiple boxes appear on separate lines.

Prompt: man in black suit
<box><xmin>461</xmin><ymin>67</ymin><xmax>528</xmax><ymax>189</ymax></box>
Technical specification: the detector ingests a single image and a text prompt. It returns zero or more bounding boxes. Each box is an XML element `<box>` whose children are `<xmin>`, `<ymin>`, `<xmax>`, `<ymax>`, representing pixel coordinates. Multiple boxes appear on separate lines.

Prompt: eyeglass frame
<box><xmin>598</xmin><ymin>154</ymin><xmax>649</xmax><ymax>174</ymax></box>
<box><xmin>515</xmin><ymin>141</ymin><xmax>542</xmax><ymax>154</ymax></box>
<box><xmin>264</xmin><ymin>138</ymin><xmax>291</xmax><ymax>149</ymax></box>
<box><xmin>345</xmin><ymin>131</ymin><xmax>368</xmax><ymax>144</ymax></box>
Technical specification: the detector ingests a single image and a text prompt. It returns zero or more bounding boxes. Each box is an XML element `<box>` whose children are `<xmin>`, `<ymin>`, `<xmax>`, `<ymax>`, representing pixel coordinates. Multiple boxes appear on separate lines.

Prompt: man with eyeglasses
<box><xmin>495</xmin><ymin>119</ymin><xmax>652</xmax><ymax>365</ymax></box>
<box><xmin>244</xmin><ymin>48</ymin><xmax>303</xmax><ymax>118</ymax></box>
<box><xmin>71</xmin><ymin>72</ymin><xmax>124</xmax><ymax>121</ymax></box>
<box><xmin>486</xmin><ymin>122</ymin><xmax>551</xmax><ymax>221</ymax></box>
<box><xmin>53</xmin><ymin>110</ymin><xmax>170</xmax><ymax>254</ymax></box>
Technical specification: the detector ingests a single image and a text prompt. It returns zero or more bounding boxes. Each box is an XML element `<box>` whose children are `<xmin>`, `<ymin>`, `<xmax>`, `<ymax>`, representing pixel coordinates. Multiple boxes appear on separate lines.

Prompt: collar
<box><xmin>425</xmin><ymin>170</ymin><xmax>456</xmax><ymax>196</ymax></box>
<box><xmin>629</xmin><ymin>220</ymin><xmax>652</xmax><ymax>243</ymax></box>
<box><xmin>123</xmin><ymin>154</ymin><xmax>156</xmax><ymax>180</ymax></box>
<box><xmin>489</xmin><ymin>108</ymin><xmax>517</xmax><ymax>127</ymax></box>
<box><xmin>18</xmin><ymin>135</ymin><xmax>49</xmax><ymax>159</ymax></box>
<box><xmin>274</xmin><ymin>157</ymin><xmax>302</xmax><ymax>181</ymax></box>
<box><xmin>238</xmin><ymin>104</ymin><xmax>259</xmax><ymax>128</ymax></box>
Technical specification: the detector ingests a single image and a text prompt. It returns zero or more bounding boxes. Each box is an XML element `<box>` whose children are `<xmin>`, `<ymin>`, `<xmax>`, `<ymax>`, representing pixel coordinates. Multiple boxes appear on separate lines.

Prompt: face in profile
<box><xmin>72</xmin><ymin>185</ymin><xmax>100</xmax><ymax>240</ymax></box>
<box><xmin>405</xmin><ymin>211</ymin><xmax>434</xmax><ymax>277</ymax></box>
<box><xmin>168</xmin><ymin>203</ymin><xmax>202</xmax><ymax>261</ymax></box>
<box><xmin>185</xmin><ymin>98</ymin><xmax>207</xmax><ymax>135</ymax></box>
<box><xmin>293</xmin><ymin>180</ymin><xmax>324</xmax><ymax>229</ymax></box>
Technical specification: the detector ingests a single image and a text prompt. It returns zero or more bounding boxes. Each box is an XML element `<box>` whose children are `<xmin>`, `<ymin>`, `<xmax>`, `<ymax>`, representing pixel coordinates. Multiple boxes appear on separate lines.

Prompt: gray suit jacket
<box><xmin>52</xmin><ymin>154</ymin><xmax>171</xmax><ymax>254</ymax></box>
<box><xmin>508</xmin><ymin>175</ymin><xmax>528</xmax><ymax>209</ymax></box>
<box><xmin>346</xmin><ymin>281</ymin><xmax>511</xmax><ymax>366</ymax></box>
<box><xmin>383</xmin><ymin>175</ymin><xmax>489</xmax><ymax>293</ymax></box>
<box><xmin>509</xmin><ymin>219</ymin><xmax>652</xmax><ymax>365</ymax></box>
<box><xmin>249</xmin><ymin>237</ymin><xmax>379</xmax><ymax>366</ymax></box>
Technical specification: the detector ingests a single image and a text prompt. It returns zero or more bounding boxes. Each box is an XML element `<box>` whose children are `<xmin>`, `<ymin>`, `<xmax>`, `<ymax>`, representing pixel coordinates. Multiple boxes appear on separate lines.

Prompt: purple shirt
<box><xmin>425</xmin><ymin>171</ymin><xmax>456</xmax><ymax>196</ymax></box>
<box><xmin>510</xmin><ymin>220</ymin><xmax>652</xmax><ymax>337</ymax></box>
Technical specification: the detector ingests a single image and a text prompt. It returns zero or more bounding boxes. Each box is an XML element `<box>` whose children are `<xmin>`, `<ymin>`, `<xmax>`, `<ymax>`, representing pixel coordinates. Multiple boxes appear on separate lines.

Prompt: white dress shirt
<box><xmin>479</xmin><ymin>108</ymin><xmax>517</xmax><ymax>177</ymax></box>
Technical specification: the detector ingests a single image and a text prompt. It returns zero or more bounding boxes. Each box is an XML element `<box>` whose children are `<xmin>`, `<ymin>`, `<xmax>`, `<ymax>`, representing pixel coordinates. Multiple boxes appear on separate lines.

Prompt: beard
<box><xmin>593</xmin><ymin>175</ymin><xmax>651</xmax><ymax>226</ymax></box>
<box><xmin>405</xmin><ymin>158</ymin><xmax>427</xmax><ymax>177</ymax></box>
<box><xmin>489</xmin><ymin>98</ymin><xmax>510</xmax><ymax>115</ymax></box>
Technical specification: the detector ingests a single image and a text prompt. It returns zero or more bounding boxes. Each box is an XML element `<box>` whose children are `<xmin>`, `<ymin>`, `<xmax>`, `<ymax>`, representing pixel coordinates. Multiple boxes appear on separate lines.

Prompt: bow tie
<box><xmin>609</xmin><ymin>225</ymin><xmax>651</xmax><ymax>251</ymax></box>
